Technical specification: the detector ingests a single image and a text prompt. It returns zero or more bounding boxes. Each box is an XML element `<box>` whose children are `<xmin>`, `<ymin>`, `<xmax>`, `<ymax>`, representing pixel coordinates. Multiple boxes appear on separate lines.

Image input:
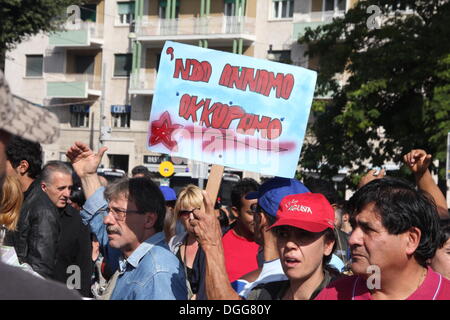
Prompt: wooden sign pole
<box><xmin>205</xmin><ymin>164</ymin><xmax>224</xmax><ymax>205</ymax></box>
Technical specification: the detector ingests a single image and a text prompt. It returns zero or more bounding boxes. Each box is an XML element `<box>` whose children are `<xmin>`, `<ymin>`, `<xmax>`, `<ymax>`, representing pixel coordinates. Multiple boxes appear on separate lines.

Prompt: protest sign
<box><xmin>148</xmin><ymin>41</ymin><xmax>317</xmax><ymax>178</ymax></box>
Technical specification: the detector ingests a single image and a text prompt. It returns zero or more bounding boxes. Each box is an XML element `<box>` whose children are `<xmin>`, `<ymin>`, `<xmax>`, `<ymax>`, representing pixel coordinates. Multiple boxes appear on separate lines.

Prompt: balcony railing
<box><xmin>47</xmin><ymin>73</ymin><xmax>101</xmax><ymax>98</ymax></box>
<box><xmin>294</xmin><ymin>10</ymin><xmax>346</xmax><ymax>23</ymax></box>
<box><xmin>49</xmin><ymin>21</ymin><xmax>104</xmax><ymax>47</ymax></box>
<box><xmin>136</xmin><ymin>16</ymin><xmax>256</xmax><ymax>38</ymax></box>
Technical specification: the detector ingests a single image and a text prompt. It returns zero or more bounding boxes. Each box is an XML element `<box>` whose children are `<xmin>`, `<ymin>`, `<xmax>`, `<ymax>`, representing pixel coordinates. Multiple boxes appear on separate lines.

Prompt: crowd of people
<box><xmin>0</xmin><ymin>70</ymin><xmax>449</xmax><ymax>300</ymax></box>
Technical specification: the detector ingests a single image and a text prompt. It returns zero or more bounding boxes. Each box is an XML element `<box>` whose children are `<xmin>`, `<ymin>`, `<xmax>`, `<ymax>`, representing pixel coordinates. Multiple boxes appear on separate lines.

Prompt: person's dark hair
<box><xmin>131</xmin><ymin>165</ymin><xmax>149</xmax><ymax>177</ymax></box>
<box><xmin>70</xmin><ymin>185</ymin><xmax>86</xmax><ymax>208</ymax></box>
<box><xmin>218</xmin><ymin>207</ymin><xmax>230</xmax><ymax>228</ymax></box>
<box><xmin>41</xmin><ymin>161</ymin><xmax>73</xmax><ymax>184</ymax></box>
<box><xmin>104</xmin><ymin>177</ymin><xmax>166</xmax><ymax>232</ymax></box>
<box><xmin>347</xmin><ymin>177</ymin><xmax>441</xmax><ymax>267</ymax></box>
<box><xmin>166</xmin><ymin>200</ymin><xmax>176</xmax><ymax>209</ymax></box>
<box><xmin>323</xmin><ymin>228</ymin><xmax>337</xmax><ymax>265</ymax></box>
<box><xmin>303</xmin><ymin>177</ymin><xmax>341</xmax><ymax>205</ymax></box>
<box><xmin>6</xmin><ymin>136</ymin><xmax>43</xmax><ymax>179</ymax></box>
<box><xmin>437</xmin><ymin>219</ymin><xmax>450</xmax><ymax>248</ymax></box>
<box><xmin>231</xmin><ymin>178</ymin><xmax>259</xmax><ymax>210</ymax></box>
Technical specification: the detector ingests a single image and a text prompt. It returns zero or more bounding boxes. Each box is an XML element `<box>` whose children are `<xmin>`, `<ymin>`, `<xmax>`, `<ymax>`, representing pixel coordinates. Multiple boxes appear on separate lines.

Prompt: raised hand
<box><xmin>403</xmin><ymin>149</ymin><xmax>432</xmax><ymax>177</ymax></box>
<box><xmin>190</xmin><ymin>190</ymin><xmax>222</xmax><ymax>250</ymax></box>
<box><xmin>66</xmin><ymin>141</ymin><xmax>107</xmax><ymax>178</ymax></box>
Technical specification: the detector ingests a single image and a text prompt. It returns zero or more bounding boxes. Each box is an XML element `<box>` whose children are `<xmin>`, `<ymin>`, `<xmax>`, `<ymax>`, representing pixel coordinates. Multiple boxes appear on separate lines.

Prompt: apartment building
<box><xmin>5</xmin><ymin>0</ymin><xmax>356</xmax><ymax>178</ymax></box>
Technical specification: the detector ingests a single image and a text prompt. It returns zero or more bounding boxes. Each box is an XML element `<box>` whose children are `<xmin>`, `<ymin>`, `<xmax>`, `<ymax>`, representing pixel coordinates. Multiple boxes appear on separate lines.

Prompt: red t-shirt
<box><xmin>315</xmin><ymin>267</ymin><xmax>450</xmax><ymax>300</ymax></box>
<box><xmin>222</xmin><ymin>229</ymin><xmax>259</xmax><ymax>283</ymax></box>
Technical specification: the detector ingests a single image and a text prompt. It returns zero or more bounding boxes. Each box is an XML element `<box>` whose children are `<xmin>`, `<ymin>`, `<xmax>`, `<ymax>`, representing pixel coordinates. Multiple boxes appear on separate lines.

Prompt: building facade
<box><xmin>5</xmin><ymin>0</ymin><xmax>356</xmax><ymax>179</ymax></box>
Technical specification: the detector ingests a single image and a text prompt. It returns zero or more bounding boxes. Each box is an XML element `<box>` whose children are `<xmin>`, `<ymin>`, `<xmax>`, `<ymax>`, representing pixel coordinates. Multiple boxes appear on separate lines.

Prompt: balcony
<box><xmin>46</xmin><ymin>73</ymin><xmax>101</xmax><ymax>98</ymax></box>
<box><xmin>135</xmin><ymin>16</ymin><xmax>256</xmax><ymax>43</ymax></box>
<box><xmin>49</xmin><ymin>22</ymin><xmax>104</xmax><ymax>48</ymax></box>
<box><xmin>293</xmin><ymin>10</ymin><xmax>345</xmax><ymax>39</ymax></box>
<box><xmin>129</xmin><ymin>69</ymin><xmax>157</xmax><ymax>95</ymax></box>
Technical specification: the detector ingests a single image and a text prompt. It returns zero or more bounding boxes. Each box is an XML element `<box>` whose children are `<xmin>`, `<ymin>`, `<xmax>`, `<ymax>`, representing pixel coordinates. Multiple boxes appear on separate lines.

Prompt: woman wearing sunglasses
<box><xmin>167</xmin><ymin>184</ymin><xmax>204</xmax><ymax>299</ymax></box>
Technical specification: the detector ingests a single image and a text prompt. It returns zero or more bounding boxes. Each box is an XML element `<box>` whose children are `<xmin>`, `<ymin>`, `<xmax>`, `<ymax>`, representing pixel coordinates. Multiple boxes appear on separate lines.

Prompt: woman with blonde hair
<box><xmin>0</xmin><ymin>175</ymin><xmax>42</xmax><ymax>277</ymax></box>
<box><xmin>167</xmin><ymin>184</ymin><xmax>205</xmax><ymax>299</ymax></box>
<box><xmin>0</xmin><ymin>175</ymin><xmax>23</xmax><ymax>245</ymax></box>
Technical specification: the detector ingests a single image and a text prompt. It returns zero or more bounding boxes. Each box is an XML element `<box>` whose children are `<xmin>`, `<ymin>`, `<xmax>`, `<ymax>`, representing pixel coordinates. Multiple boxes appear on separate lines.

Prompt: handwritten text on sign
<box><xmin>147</xmin><ymin>41</ymin><xmax>317</xmax><ymax>178</ymax></box>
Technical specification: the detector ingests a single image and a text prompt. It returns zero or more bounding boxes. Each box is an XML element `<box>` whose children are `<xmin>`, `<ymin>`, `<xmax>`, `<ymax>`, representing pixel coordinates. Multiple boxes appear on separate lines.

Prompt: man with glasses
<box><xmin>66</xmin><ymin>141</ymin><xmax>187</xmax><ymax>300</ymax></box>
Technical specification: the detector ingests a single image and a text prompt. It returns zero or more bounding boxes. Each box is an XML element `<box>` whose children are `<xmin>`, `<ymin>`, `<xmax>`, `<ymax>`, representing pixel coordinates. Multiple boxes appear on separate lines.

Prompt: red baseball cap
<box><xmin>269</xmin><ymin>193</ymin><xmax>335</xmax><ymax>232</ymax></box>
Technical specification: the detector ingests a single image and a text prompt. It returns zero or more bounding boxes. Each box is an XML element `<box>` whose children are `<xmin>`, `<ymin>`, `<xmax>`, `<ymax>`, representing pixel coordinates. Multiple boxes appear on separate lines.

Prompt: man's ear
<box><xmin>405</xmin><ymin>227</ymin><xmax>421</xmax><ymax>256</ymax></box>
<box><xmin>144</xmin><ymin>212</ymin><xmax>157</xmax><ymax>229</ymax></box>
<box><xmin>17</xmin><ymin>160</ymin><xmax>30</xmax><ymax>176</ymax></box>
<box><xmin>231</xmin><ymin>206</ymin><xmax>239</xmax><ymax>218</ymax></box>
<box><xmin>41</xmin><ymin>182</ymin><xmax>48</xmax><ymax>192</ymax></box>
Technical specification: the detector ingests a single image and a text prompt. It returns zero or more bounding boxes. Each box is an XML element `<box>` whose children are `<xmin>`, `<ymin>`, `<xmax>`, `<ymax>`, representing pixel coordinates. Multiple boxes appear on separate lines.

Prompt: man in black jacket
<box><xmin>5</xmin><ymin>136</ymin><xmax>61</xmax><ymax>278</ymax></box>
<box><xmin>40</xmin><ymin>161</ymin><xmax>93</xmax><ymax>297</ymax></box>
<box><xmin>0</xmin><ymin>69</ymin><xmax>79</xmax><ymax>299</ymax></box>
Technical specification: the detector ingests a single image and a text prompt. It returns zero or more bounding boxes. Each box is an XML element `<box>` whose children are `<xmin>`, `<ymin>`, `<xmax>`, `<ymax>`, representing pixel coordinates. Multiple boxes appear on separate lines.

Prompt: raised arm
<box><xmin>66</xmin><ymin>141</ymin><xmax>107</xmax><ymax>199</ymax></box>
<box><xmin>190</xmin><ymin>191</ymin><xmax>241</xmax><ymax>300</ymax></box>
<box><xmin>403</xmin><ymin>149</ymin><xmax>448</xmax><ymax>219</ymax></box>
<box><xmin>66</xmin><ymin>142</ymin><xmax>117</xmax><ymax>264</ymax></box>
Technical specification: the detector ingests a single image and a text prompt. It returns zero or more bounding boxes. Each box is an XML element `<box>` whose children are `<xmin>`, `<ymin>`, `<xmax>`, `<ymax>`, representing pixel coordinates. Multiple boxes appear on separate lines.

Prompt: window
<box><xmin>117</xmin><ymin>1</ymin><xmax>135</xmax><ymax>24</ymax></box>
<box><xmin>114</xmin><ymin>54</ymin><xmax>132</xmax><ymax>77</ymax></box>
<box><xmin>272</xmin><ymin>0</ymin><xmax>294</xmax><ymax>19</ymax></box>
<box><xmin>25</xmin><ymin>55</ymin><xmax>43</xmax><ymax>77</ymax></box>
<box><xmin>80</xmin><ymin>4</ymin><xmax>97</xmax><ymax>22</ymax></box>
<box><xmin>268</xmin><ymin>50</ymin><xmax>291</xmax><ymax>64</ymax></box>
<box><xmin>70</xmin><ymin>105</ymin><xmax>90</xmax><ymax>128</ymax></box>
<box><xmin>111</xmin><ymin>105</ymin><xmax>131</xmax><ymax>128</ymax></box>
<box><xmin>158</xmin><ymin>0</ymin><xmax>180</xmax><ymax>18</ymax></box>
<box><xmin>324</xmin><ymin>0</ymin><xmax>346</xmax><ymax>11</ymax></box>
<box><xmin>224</xmin><ymin>2</ymin><xmax>235</xmax><ymax>16</ymax></box>
<box><xmin>74</xmin><ymin>55</ymin><xmax>95</xmax><ymax>75</ymax></box>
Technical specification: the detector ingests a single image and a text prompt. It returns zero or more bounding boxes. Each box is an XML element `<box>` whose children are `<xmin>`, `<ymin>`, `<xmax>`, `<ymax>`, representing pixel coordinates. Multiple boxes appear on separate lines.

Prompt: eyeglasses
<box><xmin>107</xmin><ymin>207</ymin><xmax>143</xmax><ymax>221</ymax></box>
<box><xmin>178</xmin><ymin>208</ymin><xmax>200</xmax><ymax>217</ymax></box>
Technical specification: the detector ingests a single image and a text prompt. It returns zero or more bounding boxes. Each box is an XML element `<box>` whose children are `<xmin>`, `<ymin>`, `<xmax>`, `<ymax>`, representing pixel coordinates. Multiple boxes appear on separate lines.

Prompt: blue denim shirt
<box><xmin>81</xmin><ymin>187</ymin><xmax>187</xmax><ymax>300</ymax></box>
<box><xmin>111</xmin><ymin>232</ymin><xmax>187</xmax><ymax>300</ymax></box>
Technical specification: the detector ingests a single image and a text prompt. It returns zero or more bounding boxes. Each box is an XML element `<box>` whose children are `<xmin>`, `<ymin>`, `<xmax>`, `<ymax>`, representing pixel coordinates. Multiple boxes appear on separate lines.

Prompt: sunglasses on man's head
<box><xmin>178</xmin><ymin>208</ymin><xmax>200</xmax><ymax>217</ymax></box>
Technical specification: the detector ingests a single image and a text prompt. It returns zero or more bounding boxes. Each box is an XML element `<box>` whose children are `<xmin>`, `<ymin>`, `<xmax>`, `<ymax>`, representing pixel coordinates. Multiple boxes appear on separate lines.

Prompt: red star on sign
<box><xmin>149</xmin><ymin>111</ymin><xmax>183</xmax><ymax>151</ymax></box>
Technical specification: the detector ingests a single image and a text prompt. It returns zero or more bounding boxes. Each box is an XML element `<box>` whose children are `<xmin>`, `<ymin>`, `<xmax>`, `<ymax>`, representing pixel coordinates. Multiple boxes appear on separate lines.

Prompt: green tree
<box><xmin>299</xmin><ymin>0</ymin><xmax>450</xmax><ymax>189</ymax></box>
<box><xmin>0</xmin><ymin>0</ymin><xmax>83</xmax><ymax>69</ymax></box>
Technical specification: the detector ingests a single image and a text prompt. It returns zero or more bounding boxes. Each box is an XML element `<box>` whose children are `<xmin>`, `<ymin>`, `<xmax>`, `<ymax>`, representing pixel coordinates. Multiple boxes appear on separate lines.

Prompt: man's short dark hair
<box><xmin>231</xmin><ymin>178</ymin><xmax>259</xmax><ymax>210</ymax></box>
<box><xmin>437</xmin><ymin>219</ymin><xmax>450</xmax><ymax>248</ymax></box>
<box><xmin>6</xmin><ymin>136</ymin><xmax>43</xmax><ymax>179</ymax></box>
<box><xmin>70</xmin><ymin>185</ymin><xmax>86</xmax><ymax>208</ymax></box>
<box><xmin>131</xmin><ymin>165</ymin><xmax>149</xmax><ymax>176</ymax></box>
<box><xmin>347</xmin><ymin>177</ymin><xmax>441</xmax><ymax>267</ymax></box>
<box><xmin>304</xmin><ymin>177</ymin><xmax>342</xmax><ymax>205</ymax></box>
<box><xmin>105</xmin><ymin>177</ymin><xmax>166</xmax><ymax>232</ymax></box>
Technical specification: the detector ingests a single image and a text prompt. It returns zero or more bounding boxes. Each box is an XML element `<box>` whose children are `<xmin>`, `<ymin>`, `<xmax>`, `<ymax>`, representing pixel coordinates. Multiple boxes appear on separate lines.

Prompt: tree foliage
<box><xmin>299</xmin><ymin>0</ymin><xmax>450</xmax><ymax>186</ymax></box>
<box><xmin>0</xmin><ymin>0</ymin><xmax>83</xmax><ymax>68</ymax></box>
